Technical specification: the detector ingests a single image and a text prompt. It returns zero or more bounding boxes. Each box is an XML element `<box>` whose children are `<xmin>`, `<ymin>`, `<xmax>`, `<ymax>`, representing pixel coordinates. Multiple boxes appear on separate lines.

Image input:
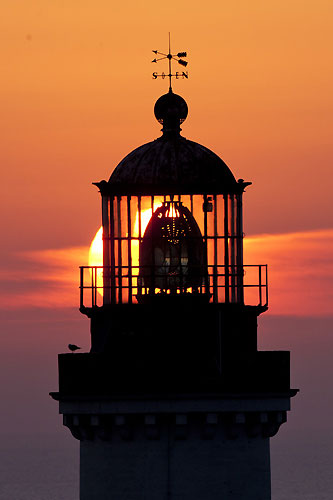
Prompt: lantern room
<box><xmin>80</xmin><ymin>91</ymin><xmax>267</xmax><ymax>310</ymax></box>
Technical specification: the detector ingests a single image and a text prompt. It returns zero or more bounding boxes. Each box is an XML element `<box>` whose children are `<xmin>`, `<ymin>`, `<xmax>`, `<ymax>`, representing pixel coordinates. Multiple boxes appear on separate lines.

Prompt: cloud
<box><xmin>1</xmin><ymin>246</ymin><xmax>88</xmax><ymax>309</ymax></box>
<box><xmin>244</xmin><ymin>229</ymin><xmax>333</xmax><ymax>316</ymax></box>
<box><xmin>1</xmin><ymin>229</ymin><xmax>332</xmax><ymax>316</ymax></box>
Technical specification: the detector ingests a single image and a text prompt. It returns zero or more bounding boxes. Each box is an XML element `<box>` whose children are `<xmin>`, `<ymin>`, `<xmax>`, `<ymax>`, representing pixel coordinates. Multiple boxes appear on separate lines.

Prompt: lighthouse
<box><xmin>51</xmin><ymin>49</ymin><xmax>296</xmax><ymax>500</ymax></box>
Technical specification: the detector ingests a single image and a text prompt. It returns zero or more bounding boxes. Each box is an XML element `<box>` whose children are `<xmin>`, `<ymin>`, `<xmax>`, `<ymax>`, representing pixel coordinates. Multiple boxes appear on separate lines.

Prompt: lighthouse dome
<box><xmin>106</xmin><ymin>92</ymin><xmax>238</xmax><ymax>196</ymax></box>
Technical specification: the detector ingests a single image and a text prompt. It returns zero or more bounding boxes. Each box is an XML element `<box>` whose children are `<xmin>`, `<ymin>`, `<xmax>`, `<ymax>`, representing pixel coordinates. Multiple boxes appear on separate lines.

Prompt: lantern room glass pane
<box><xmin>180</xmin><ymin>195</ymin><xmax>192</xmax><ymax>213</ymax></box>
<box><xmin>101</xmin><ymin>191</ymin><xmax>244</xmax><ymax>305</ymax></box>
<box><xmin>192</xmin><ymin>195</ymin><xmax>204</xmax><ymax>235</ymax></box>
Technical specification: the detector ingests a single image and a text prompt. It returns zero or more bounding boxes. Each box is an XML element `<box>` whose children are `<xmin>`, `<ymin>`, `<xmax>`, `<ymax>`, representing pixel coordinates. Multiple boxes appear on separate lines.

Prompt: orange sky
<box><xmin>1</xmin><ymin>1</ymin><xmax>332</xmax><ymax>317</ymax></box>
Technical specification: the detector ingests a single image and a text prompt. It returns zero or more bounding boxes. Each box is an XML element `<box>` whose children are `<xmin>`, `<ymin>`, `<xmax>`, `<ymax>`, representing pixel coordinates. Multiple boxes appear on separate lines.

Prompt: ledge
<box><xmin>56</xmin><ymin>350</ymin><xmax>291</xmax><ymax>396</ymax></box>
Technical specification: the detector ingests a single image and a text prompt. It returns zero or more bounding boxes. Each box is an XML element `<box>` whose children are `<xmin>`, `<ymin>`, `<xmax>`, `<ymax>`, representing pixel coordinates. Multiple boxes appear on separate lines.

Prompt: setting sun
<box><xmin>87</xmin><ymin>209</ymin><xmax>156</xmax><ymax>297</ymax></box>
<box><xmin>88</xmin><ymin>226</ymin><xmax>103</xmax><ymax>268</ymax></box>
<box><xmin>88</xmin><ymin>208</ymin><xmax>159</xmax><ymax>268</ymax></box>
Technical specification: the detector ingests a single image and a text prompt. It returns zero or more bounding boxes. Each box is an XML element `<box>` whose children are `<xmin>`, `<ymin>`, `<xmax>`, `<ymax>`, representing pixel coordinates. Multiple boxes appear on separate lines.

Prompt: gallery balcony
<box><xmin>79</xmin><ymin>264</ymin><xmax>268</xmax><ymax>309</ymax></box>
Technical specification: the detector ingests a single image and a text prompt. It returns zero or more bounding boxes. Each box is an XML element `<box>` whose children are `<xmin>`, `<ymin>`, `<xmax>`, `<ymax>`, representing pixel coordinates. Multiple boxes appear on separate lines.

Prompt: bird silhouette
<box><xmin>68</xmin><ymin>344</ymin><xmax>81</xmax><ymax>353</ymax></box>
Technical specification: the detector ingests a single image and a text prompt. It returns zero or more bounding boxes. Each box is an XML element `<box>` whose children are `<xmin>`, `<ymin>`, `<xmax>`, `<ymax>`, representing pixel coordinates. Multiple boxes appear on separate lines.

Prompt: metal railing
<box><xmin>79</xmin><ymin>264</ymin><xmax>268</xmax><ymax>309</ymax></box>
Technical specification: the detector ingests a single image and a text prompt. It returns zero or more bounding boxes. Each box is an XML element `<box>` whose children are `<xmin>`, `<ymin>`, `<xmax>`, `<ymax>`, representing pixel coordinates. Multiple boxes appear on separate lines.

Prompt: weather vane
<box><xmin>152</xmin><ymin>33</ymin><xmax>188</xmax><ymax>92</ymax></box>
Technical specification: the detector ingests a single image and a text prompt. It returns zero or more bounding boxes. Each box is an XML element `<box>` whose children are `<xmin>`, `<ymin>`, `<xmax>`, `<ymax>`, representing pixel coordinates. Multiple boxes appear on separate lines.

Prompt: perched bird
<box><xmin>68</xmin><ymin>344</ymin><xmax>81</xmax><ymax>353</ymax></box>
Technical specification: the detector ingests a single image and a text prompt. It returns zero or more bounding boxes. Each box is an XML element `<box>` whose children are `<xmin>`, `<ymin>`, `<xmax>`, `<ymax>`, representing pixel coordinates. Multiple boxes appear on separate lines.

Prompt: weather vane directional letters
<box><xmin>152</xmin><ymin>33</ymin><xmax>188</xmax><ymax>91</ymax></box>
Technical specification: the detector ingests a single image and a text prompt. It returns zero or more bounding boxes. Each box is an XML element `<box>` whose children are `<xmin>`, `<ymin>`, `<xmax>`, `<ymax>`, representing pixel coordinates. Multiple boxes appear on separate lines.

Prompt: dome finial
<box><xmin>154</xmin><ymin>92</ymin><xmax>188</xmax><ymax>135</ymax></box>
<box><xmin>152</xmin><ymin>33</ymin><xmax>188</xmax><ymax>93</ymax></box>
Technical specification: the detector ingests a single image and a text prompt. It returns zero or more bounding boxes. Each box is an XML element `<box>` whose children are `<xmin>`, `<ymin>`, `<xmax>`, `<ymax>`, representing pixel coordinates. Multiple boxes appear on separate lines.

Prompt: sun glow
<box><xmin>88</xmin><ymin>210</ymin><xmax>155</xmax><ymax>269</ymax></box>
<box><xmin>88</xmin><ymin>226</ymin><xmax>103</xmax><ymax>268</ymax></box>
<box><xmin>88</xmin><ymin>209</ymin><xmax>156</xmax><ymax>297</ymax></box>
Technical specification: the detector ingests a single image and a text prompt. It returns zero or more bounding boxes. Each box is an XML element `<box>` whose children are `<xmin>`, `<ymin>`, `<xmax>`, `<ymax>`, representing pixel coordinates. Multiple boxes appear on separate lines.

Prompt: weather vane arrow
<box><xmin>152</xmin><ymin>33</ymin><xmax>188</xmax><ymax>92</ymax></box>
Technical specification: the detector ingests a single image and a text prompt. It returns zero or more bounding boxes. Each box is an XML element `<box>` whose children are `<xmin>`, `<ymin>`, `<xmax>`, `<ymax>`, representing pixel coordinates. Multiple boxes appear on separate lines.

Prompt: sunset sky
<box><xmin>0</xmin><ymin>1</ymin><xmax>332</xmax><ymax>497</ymax></box>
<box><xmin>1</xmin><ymin>0</ymin><xmax>332</xmax><ymax>247</ymax></box>
<box><xmin>1</xmin><ymin>0</ymin><xmax>332</xmax><ymax>312</ymax></box>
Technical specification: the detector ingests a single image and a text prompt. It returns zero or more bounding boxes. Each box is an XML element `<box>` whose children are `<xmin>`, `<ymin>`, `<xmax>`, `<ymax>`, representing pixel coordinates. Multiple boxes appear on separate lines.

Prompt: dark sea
<box><xmin>0</xmin><ymin>428</ymin><xmax>332</xmax><ymax>499</ymax></box>
<box><xmin>0</xmin><ymin>433</ymin><xmax>78</xmax><ymax>500</ymax></box>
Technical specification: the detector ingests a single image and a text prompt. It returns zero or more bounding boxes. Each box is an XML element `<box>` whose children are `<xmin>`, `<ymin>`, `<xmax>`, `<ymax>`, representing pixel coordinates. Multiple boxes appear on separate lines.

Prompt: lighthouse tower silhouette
<box><xmin>51</xmin><ymin>74</ymin><xmax>296</xmax><ymax>500</ymax></box>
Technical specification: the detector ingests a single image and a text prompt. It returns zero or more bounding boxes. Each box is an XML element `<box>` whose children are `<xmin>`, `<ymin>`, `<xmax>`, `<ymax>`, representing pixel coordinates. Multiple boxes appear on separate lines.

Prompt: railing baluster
<box><xmin>80</xmin><ymin>267</ymin><xmax>84</xmax><ymax>308</ymax></box>
<box><xmin>259</xmin><ymin>265</ymin><xmax>262</xmax><ymax>306</ymax></box>
<box><xmin>95</xmin><ymin>267</ymin><xmax>98</xmax><ymax>307</ymax></box>
<box><xmin>265</xmin><ymin>265</ymin><xmax>268</xmax><ymax>307</ymax></box>
<box><xmin>91</xmin><ymin>267</ymin><xmax>94</xmax><ymax>307</ymax></box>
